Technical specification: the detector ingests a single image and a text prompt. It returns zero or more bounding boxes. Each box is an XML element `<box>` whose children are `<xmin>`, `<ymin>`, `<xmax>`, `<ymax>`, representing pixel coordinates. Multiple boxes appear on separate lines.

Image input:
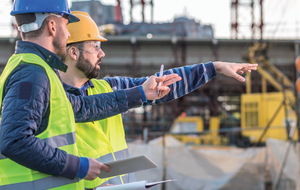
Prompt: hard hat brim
<box><xmin>11</xmin><ymin>10</ymin><xmax>80</xmax><ymax>24</ymax></box>
<box><xmin>67</xmin><ymin>14</ymin><xmax>80</xmax><ymax>23</ymax></box>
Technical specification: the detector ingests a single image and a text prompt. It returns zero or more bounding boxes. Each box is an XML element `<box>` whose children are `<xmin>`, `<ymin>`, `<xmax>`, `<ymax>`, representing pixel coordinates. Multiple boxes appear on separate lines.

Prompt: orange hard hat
<box><xmin>67</xmin><ymin>11</ymin><xmax>107</xmax><ymax>44</ymax></box>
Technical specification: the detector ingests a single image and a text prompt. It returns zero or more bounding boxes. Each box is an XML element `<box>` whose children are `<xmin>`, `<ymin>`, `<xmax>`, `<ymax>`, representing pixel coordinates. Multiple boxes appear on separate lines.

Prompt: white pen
<box><xmin>157</xmin><ymin>64</ymin><xmax>164</xmax><ymax>95</ymax></box>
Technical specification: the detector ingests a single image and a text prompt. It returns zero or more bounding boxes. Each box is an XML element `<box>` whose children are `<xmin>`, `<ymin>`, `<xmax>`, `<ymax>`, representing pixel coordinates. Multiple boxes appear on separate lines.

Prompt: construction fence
<box><xmin>128</xmin><ymin>137</ymin><xmax>300</xmax><ymax>190</ymax></box>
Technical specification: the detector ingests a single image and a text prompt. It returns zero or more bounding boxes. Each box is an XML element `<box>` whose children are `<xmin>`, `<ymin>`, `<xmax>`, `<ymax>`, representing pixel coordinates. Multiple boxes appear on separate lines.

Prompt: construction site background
<box><xmin>128</xmin><ymin>136</ymin><xmax>300</xmax><ymax>190</ymax></box>
<box><xmin>1</xmin><ymin>1</ymin><xmax>300</xmax><ymax>190</ymax></box>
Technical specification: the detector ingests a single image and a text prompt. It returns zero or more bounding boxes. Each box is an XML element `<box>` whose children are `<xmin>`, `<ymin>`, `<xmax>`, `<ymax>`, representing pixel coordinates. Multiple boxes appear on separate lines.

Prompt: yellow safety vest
<box><xmin>0</xmin><ymin>53</ymin><xmax>84</xmax><ymax>190</ymax></box>
<box><xmin>76</xmin><ymin>79</ymin><xmax>135</xmax><ymax>189</ymax></box>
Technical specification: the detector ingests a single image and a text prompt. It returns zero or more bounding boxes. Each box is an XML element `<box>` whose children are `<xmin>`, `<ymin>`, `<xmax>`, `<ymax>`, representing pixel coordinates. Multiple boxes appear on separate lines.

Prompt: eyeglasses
<box><xmin>78</xmin><ymin>41</ymin><xmax>101</xmax><ymax>54</ymax></box>
<box><xmin>66</xmin><ymin>41</ymin><xmax>102</xmax><ymax>54</ymax></box>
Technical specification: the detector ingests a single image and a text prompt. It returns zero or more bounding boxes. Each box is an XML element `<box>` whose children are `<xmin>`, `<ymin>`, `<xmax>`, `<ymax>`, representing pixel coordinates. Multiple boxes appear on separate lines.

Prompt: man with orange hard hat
<box><xmin>61</xmin><ymin>11</ymin><xmax>181</xmax><ymax>189</ymax></box>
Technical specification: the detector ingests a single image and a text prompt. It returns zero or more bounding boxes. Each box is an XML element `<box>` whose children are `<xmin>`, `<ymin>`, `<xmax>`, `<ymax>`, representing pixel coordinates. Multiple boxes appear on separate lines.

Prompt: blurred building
<box><xmin>103</xmin><ymin>17</ymin><xmax>214</xmax><ymax>38</ymax></box>
<box><xmin>71</xmin><ymin>0</ymin><xmax>214</xmax><ymax>38</ymax></box>
<box><xmin>71</xmin><ymin>0</ymin><xmax>123</xmax><ymax>26</ymax></box>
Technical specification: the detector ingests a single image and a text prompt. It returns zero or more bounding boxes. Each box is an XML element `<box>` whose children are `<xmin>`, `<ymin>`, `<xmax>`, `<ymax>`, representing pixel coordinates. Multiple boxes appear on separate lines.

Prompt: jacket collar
<box><xmin>63</xmin><ymin>80</ymin><xmax>95</xmax><ymax>95</ymax></box>
<box><xmin>15</xmin><ymin>40</ymin><xmax>68</xmax><ymax>72</ymax></box>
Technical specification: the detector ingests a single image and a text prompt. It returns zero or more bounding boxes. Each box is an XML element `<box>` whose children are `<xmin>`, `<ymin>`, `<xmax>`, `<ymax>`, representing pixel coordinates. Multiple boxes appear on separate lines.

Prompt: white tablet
<box><xmin>98</xmin><ymin>155</ymin><xmax>158</xmax><ymax>178</ymax></box>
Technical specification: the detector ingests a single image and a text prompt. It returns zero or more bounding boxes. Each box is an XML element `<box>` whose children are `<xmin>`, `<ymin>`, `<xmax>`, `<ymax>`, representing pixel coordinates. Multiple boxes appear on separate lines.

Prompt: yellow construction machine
<box><xmin>169</xmin><ymin>115</ymin><xmax>225</xmax><ymax>145</ymax></box>
<box><xmin>168</xmin><ymin>42</ymin><xmax>298</xmax><ymax>146</ymax></box>
<box><xmin>241</xmin><ymin>42</ymin><xmax>298</xmax><ymax>144</ymax></box>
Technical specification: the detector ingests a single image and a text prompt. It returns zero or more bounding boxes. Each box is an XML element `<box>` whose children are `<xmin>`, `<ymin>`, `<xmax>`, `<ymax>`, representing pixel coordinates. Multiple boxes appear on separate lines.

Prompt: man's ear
<box><xmin>68</xmin><ymin>46</ymin><xmax>78</xmax><ymax>61</ymax></box>
<box><xmin>47</xmin><ymin>19</ymin><xmax>57</xmax><ymax>37</ymax></box>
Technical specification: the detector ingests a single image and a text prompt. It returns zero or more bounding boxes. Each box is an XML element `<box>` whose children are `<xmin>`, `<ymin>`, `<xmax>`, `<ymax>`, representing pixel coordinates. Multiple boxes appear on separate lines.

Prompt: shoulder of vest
<box><xmin>17</xmin><ymin>60</ymin><xmax>48</xmax><ymax>74</ymax></box>
<box><xmin>91</xmin><ymin>79</ymin><xmax>110</xmax><ymax>87</ymax></box>
<box><xmin>4</xmin><ymin>61</ymin><xmax>49</xmax><ymax>89</ymax></box>
<box><xmin>90</xmin><ymin>79</ymin><xmax>113</xmax><ymax>92</ymax></box>
<box><xmin>8</xmin><ymin>60</ymin><xmax>46</xmax><ymax>73</ymax></box>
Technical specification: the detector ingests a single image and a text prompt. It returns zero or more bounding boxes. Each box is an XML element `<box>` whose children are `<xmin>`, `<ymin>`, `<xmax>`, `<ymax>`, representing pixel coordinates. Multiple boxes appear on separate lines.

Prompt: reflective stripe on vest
<box><xmin>0</xmin><ymin>132</ymin><xmax>76</xmax><ymax>160</ymax></box>
<box><xmin>114</xmin><ymin>148</ymin><xmax>129</xmax><ymax>160</ymax></box>
<box><xmin>76</xmin><ymin>79</ymin><xmax>135</xmax><ymax>189</ymax></box>
<box><xmin>95</xmin><ymin>153</ymin><xmax>114</xmax><ymax>163</ymax></box>
<box><xmin>0</xmin><ymin>175</ymin><xmax>80</xmax><ymax>190</ymax></box>
<box><xmin>95</xmin><ymin>149</ymin><xmax>129</xmax><ymax>163</ymax></box>
<box><xmin>0</xmin><ymin>53</ymin><xmax>83</xmax><ymax>190</ymax></box>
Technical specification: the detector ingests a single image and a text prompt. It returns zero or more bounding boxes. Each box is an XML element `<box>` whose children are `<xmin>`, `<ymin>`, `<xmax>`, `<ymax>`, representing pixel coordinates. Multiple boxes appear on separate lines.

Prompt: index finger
<box><xmin>155</xmin><ymin>75</ymin><xmax>167</xmax><ymax>82</ymax></box>
<box><xmin>238</xmin><ymin>64</ymin><xmax>258</xmax><ymax>70</ymax></box>
<box><xmin>239</xmin><ymin>63</ymin><xmax>258</xmax><ymax>67</ymax></box>
<box><xmin>164</xmin><ymin>73</ymin><xmax>179</xmax><ymax>80</ymax></box>
<box><xmin>241</xmin><ymin>66</ymin><xmax>257</xmax><ymax>71</ymax></box>
<box><xmin>156</xmin><ymin>74</ymin><xmax>179</xmax><ymax>82</ymax></box>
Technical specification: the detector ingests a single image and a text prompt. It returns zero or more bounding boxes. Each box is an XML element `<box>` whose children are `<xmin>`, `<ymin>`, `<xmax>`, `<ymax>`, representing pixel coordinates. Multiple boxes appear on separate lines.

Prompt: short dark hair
<box><xmin>15</xmin><ymin>13</ymin><xmax>54</xmax><ymax>39</ymax></box>
<box><xmin>67</xmin><ymin>42</ymin><xmax>84</xmax><ymax>50</ymax></box>
<box><xmin>61</xmin><ymin>42</ymin><xmax>84</xmax><ymax>62</ymax></box>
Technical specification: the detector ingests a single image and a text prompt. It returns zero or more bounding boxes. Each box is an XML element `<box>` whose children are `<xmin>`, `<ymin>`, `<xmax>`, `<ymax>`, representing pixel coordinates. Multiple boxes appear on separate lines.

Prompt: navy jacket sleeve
<box><xmin>103</xmin><ymin>62</ymin><xmax>217</xmax><ymax>105</ymax></box>
<box><xmin>68</xmin><ymin>86</ymin><xmax>142</xmax><ymax>123</ymax></box>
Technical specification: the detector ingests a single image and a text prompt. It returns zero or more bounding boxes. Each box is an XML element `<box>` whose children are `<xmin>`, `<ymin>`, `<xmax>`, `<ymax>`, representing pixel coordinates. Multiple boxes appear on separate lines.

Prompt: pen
<box><xmin>157</xmin><ymin>64</ymin><xmax>164</xmax><ymax>95</ymax></box>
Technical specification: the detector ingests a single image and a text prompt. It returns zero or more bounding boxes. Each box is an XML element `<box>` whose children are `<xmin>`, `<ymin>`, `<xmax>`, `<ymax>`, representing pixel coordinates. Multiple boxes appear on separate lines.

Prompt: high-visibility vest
<box><xmin>76</xmin><ymin>79</ymin><xmax>136</xmax><ymax>189</ymax></box>
<box><xmin>0</xmin><ymin>53</ymin><xmax>84</xmax><ymax>190</ymax></box>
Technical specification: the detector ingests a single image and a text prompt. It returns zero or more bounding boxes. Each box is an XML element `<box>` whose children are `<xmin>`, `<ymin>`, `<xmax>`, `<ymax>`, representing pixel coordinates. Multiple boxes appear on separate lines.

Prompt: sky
<box><xmin>1</xmin><ymin>0</ymin><xmax>300</xmax><ymax>39</ymax></box>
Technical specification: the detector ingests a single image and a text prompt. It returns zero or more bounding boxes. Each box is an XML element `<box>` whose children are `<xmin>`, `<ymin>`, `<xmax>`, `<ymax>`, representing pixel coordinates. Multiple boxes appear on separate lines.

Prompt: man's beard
<box><xmin>76</xmin><ymin>52</ymin><xmax>100</xmax><ymax>79</ymax></box>
<box><xmin>53</xmin><ymin>27</ymin><xmax>67</xmax><ymax>58</ymax></box>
